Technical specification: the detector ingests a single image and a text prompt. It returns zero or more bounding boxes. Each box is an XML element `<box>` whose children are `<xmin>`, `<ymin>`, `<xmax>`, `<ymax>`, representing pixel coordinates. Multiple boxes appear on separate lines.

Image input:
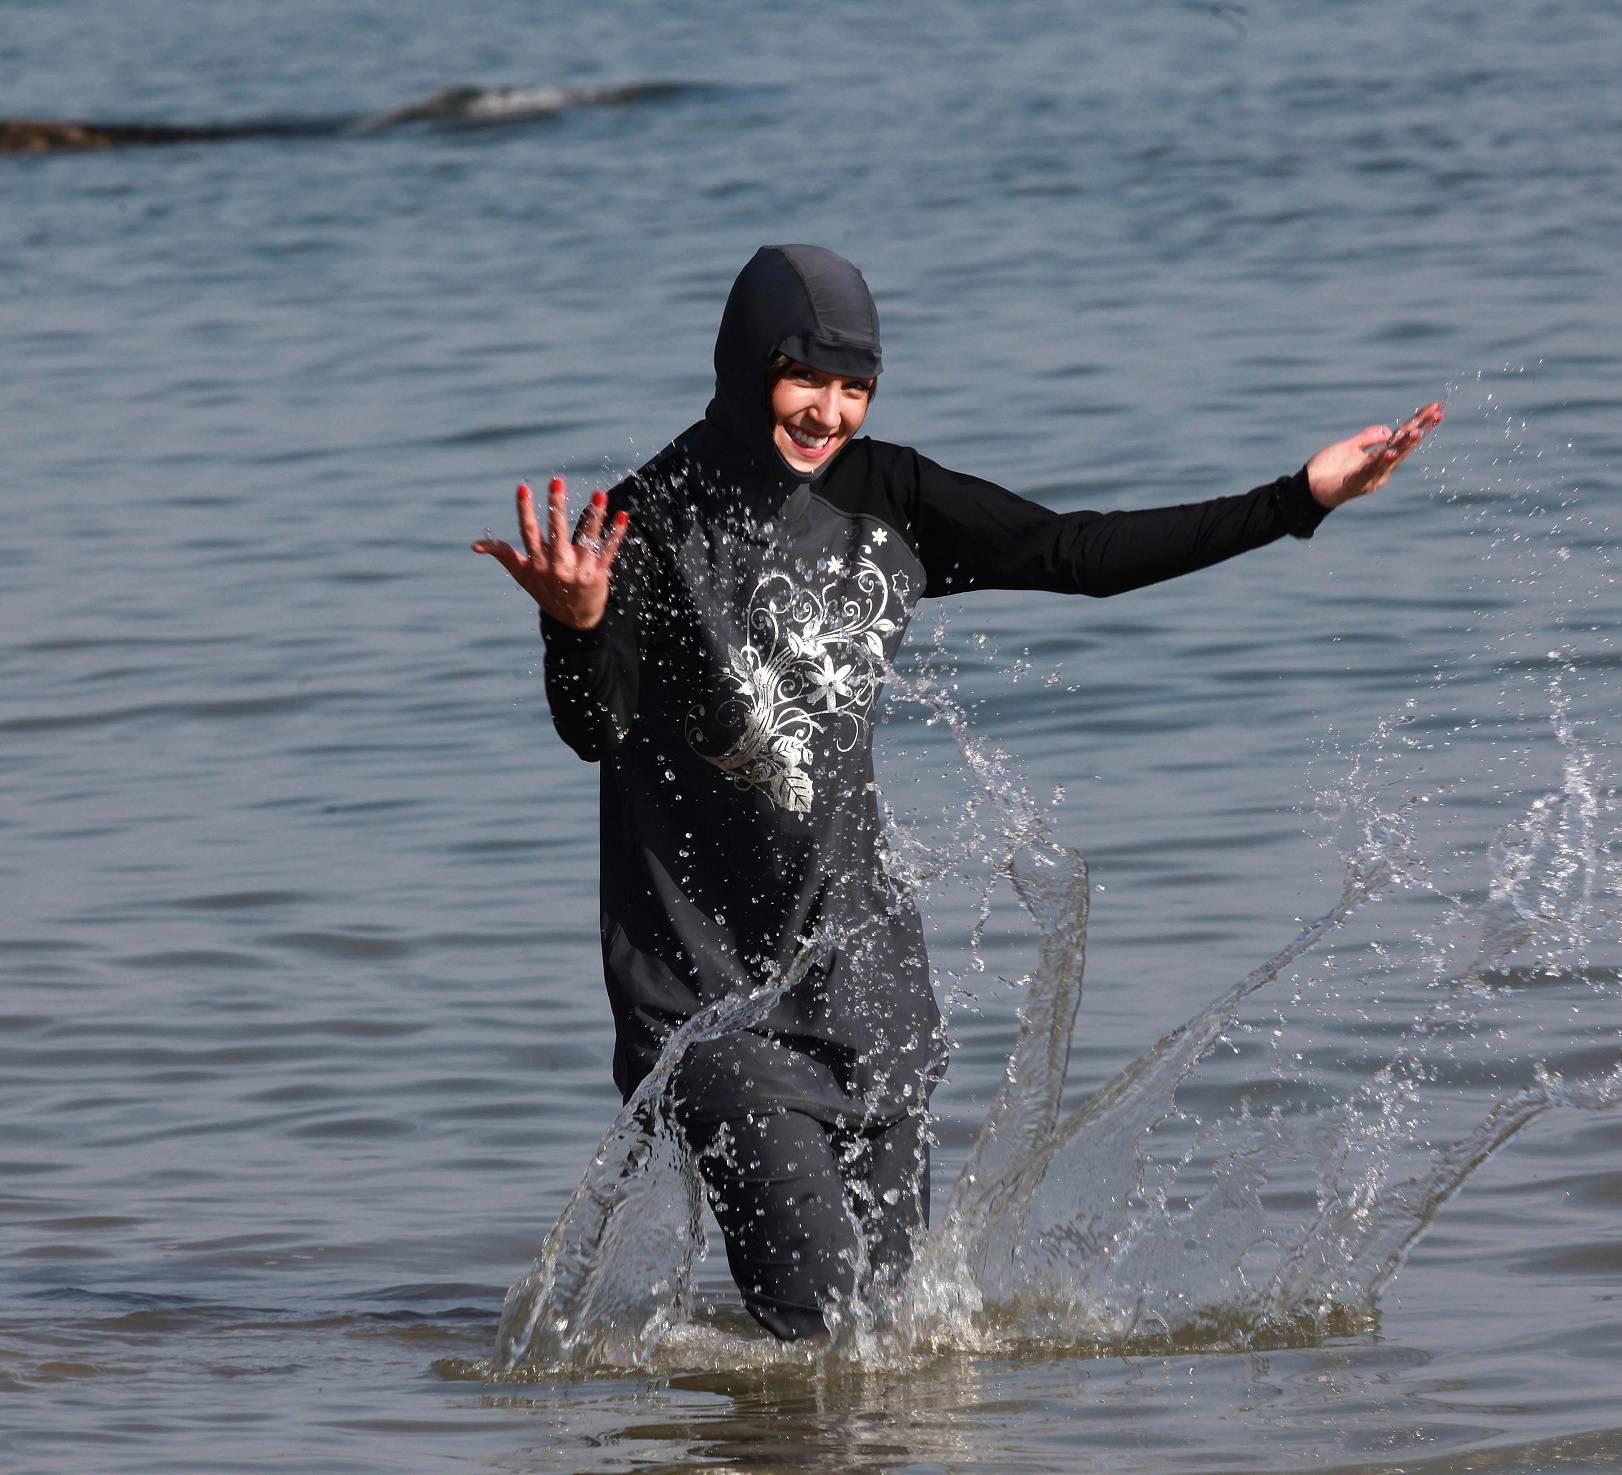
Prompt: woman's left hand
<box><xmin>1307</xmin><ymin>401</ymin><xmax>1445</xmax><ymax>510</ymax></box>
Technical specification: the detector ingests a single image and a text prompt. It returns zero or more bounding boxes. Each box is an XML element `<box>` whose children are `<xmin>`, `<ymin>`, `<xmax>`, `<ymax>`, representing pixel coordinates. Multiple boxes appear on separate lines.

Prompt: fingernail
<box><xmin>592</xmin><ymin>490</ymin><xmax>608</xmax><ymax>507</ymax></box>
<box><xmin>517</xmin><ymin>483</ymin><xmax>530</xmax><ymax>499</ymax></box>
<box><xmin>549</xmin><ymin>476</ymin><xmax>565</xmax><ymax>496</ymax></box>
<box><xmin>613</xmin><ymin>510</ymin><xmax>630</xmax><ymax>527</ymax></box>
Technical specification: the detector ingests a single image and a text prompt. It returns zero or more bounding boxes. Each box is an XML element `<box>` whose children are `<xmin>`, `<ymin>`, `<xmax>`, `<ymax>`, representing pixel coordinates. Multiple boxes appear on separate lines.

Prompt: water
<box><xmin>489</xmin><ymin>625</ymin><xmax>1622</xmax><ymax>1376</ymax></box>
<box><xmin>5</xmin><ymin>1</ymin><xmax>1622</xmax><ymax>1469</ymax></box>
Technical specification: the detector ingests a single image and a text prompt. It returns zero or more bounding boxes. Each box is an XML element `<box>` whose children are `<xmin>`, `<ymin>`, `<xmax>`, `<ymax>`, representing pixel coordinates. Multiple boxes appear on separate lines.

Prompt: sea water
<box><xmin>5</xmin><ymin>2</ymin><xmax>1622</xmax><ymax>1469</ymax></box>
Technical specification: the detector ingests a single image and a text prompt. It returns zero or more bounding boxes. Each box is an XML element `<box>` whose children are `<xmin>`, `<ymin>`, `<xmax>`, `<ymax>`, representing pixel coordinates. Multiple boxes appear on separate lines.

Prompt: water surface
<box><xmin>4</xmin><ymin>2</ymin><xmax>1621</xmax><ymax>1470</ymax></box>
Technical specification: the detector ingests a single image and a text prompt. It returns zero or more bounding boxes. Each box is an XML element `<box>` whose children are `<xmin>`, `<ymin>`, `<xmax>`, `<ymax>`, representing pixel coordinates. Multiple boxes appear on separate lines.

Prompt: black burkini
<box><xmin>540</xmin><ymin>245</ymin><xmax>1328</xmax><ymax>1337</ymax></box>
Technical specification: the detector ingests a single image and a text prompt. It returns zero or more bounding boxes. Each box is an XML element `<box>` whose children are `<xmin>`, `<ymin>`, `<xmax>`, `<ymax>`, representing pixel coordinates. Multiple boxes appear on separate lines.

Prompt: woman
<box><xmin>474</xmin><ymin>244</ymin><xmax>1442</xmax><ymax>1341</ymax></box>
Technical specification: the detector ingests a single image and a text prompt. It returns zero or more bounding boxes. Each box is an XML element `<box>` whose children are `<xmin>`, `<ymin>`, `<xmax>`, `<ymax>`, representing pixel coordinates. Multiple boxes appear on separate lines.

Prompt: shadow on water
<box><xmin>486</xmin><ymin>378</ymin><xmax>1622</xmax><ymax>1384</ymax></box>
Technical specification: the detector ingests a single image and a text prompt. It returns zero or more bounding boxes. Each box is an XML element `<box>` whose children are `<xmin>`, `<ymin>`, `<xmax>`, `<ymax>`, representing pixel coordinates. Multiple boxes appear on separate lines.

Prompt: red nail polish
<box><xmin>549</xmin><ymin>476</ymin><xmax>565</xmax><ymax>496</ymax></box>
<box><xmin>517</xmin><ymin>482</ymin><xmax>530</xmax><ymax>498</ymax></box>
<box><xmin>592</xmin><ymin>490</ymin><xmax>608</xmax><ymax>507</ymax></box>
<box><xmin>613</xmin><ymin>510</ymin><xmax>630</xmax><ymax>527</ymax></box>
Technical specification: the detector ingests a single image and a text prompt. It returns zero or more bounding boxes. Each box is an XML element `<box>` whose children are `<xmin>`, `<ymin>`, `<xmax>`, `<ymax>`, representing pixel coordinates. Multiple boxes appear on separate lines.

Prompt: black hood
<box><xmin>705</xmin><ymin>244</ymin><xmax>883</xmax><ymax>485</ymax></box>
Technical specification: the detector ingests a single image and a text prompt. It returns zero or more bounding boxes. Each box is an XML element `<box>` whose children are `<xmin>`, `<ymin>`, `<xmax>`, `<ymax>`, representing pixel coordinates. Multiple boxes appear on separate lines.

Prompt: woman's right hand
<box><xmin>472</xmin><ymin>476</ymin><xmax>630</xmax><ymax>630</ymax></box>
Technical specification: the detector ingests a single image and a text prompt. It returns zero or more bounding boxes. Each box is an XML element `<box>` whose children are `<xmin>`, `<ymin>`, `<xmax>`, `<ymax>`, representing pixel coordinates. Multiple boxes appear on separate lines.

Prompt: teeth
<box><xmin>788</xmin><ymin>426</ymin><xmax>831</xmax><ymax>449</ymax></box>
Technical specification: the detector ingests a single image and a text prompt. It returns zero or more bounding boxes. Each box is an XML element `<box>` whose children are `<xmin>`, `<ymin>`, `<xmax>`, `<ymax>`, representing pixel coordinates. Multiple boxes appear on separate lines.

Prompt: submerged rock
<box><xmin>2</xmin><ymin>119</ymin><xmax>138</xmax><ymax>152</ymax></box>
<box><xmin>2</xmin><ymin>116</ymin><xmax>329</xmax><ymax>153</ymax></box>
<box><xmin>0</xmin><ymin>81</ymin><xmax>691</xmax><ymax>155</ymax></box>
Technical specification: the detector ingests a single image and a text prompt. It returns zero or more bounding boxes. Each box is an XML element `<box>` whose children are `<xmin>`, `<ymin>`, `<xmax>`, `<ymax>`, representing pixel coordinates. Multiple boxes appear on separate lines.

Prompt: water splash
<box><xmin>492</xmin><ymin>939</ymin><xmax>830</xmax><ymax>1370</ymax></box>
<box><xmin>493</xmin><ymin>380</ymin><xmax>1622</xmax><ymax>1376</ymax></box>
<box><xmin>495</xmin><ymin>661</ymin><xmax>1620</xmax><ymax>1375</ymax></box>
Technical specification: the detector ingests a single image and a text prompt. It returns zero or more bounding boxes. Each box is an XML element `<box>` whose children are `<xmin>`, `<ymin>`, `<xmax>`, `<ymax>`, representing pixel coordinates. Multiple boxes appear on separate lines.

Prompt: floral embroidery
<box><xmin>686</xmin><ymin>553</ymin><xmax>908</xmax><ymax>814</ymax></box>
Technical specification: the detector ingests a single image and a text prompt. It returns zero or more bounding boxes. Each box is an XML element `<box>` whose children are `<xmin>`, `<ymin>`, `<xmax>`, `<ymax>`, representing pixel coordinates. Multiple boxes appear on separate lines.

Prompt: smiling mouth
<box><xmin>785</xmin><ymin>424</ymin><xmax>834</xmax><ymax>453</ymax></box>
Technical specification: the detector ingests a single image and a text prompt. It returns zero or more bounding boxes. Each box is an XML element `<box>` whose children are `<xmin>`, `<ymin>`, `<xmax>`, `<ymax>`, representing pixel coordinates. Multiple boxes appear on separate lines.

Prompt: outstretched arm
<box><xmin>909</xmin><ymin>402</ymin><xmax>1444</xmax><ymax>599</ymax></box>
<box><xmin>473</xmin><ymin>477</ymin><xmax>640</xmax><ymax>760</ymax></box>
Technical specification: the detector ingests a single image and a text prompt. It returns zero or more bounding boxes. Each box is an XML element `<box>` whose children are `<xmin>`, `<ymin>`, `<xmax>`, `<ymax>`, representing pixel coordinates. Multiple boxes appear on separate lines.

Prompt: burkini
<box><xmin>539</xmin><ymin>243</ymin><xmax>1328</xmax><ymax>1336</ymax></box>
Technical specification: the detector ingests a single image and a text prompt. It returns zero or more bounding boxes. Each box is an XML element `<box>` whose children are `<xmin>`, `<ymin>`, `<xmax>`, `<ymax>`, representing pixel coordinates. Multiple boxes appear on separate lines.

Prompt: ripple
<box><xmin>259</xmin><ymin>930</ymin><xmax>416</xmax><ymax>962</ymax></box>
<box><xmin>0</xmin><ymin>691</ymin><xmax>330</xmax><ymax>734</ymax></box>
<box><xmin>290</xmin><ymin>1115</ymin><xmax>415</xmax><ymax>1141</ymax></box>
<box><xmin>162</xmin><ymin>890</ymin><xmax>313</xmax><ymax>913</ymax></box>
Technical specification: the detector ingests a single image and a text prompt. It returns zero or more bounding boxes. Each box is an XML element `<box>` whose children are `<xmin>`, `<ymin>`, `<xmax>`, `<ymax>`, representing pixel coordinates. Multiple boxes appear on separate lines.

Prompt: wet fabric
<box><xmin>540</xmin><ymin>245</ymin><xmax>1332</xmax><ymax>1127</ymax></box>
<box><xmin>679</xmin><ymin>1105</ymin><xmax>931</xmax><ymax>1341</ymax></box>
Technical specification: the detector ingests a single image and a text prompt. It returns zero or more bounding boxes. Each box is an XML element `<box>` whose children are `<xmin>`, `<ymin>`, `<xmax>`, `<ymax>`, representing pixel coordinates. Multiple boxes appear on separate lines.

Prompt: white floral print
<box><xmin>806</xmin><ymin>652</ymin><xmax>854</xmax><ymax>712</ymax></box>
<box><xmin>686</xmin><ymin>553</ymin><xmax>908</xmax><ymax>814</ymax></box>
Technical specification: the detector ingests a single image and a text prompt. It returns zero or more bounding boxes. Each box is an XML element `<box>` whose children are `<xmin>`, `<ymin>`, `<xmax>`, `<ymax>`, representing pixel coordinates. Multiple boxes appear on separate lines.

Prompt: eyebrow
<box><xmin>789</xmin><ymin>363</ymin><xmax>871</xmax><ymax>387</ymax></box>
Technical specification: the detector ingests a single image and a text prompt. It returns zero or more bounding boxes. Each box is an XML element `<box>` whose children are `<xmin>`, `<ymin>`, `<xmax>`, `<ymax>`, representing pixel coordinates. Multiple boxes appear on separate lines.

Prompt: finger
<box><xmin>547</xmin><ymin>476</ymin><xmax>570</xmax><ymax>554</ymax></box>
<box><xmin>597</xmin><ymin>509</ymin><xmax>631</xmax><ymax>571</ymax></box>
<box><xmin>1378</xmin><ymin>424</ymin><xmax>1433</xmax><ymax>475</ymax></box>
<box><xmin>471</xmin><ymin>537</ymin><xmax>528</xmax><ymax>579</ymax></box>
<box><xmin>1388</xmin><ymin>406</ymin><xmax>1440</xmax><ymax>451</ymax></box>
<box><xmin>577</xmin><ymin>489</ymin><xmax>608</xmax><ymax>546</ymax></box>
<box><xmin>1355</xmin><ymin>425</ymin><xmax>1394</xmax><ymax>452</ymax></box>
<box><xmin>517</xmin><ymin>483</ymin><xmax>544</xmax><ymax>563</ymax></box>
<box><xmin>1384</xmin><ymin>430</ymin><xmax>1423</xmax><ymax>466</ymax></box>
<box><xmin>1389</xmin><ymin>412</ymin><xmax>1433</xmax><ymax>452</ymax></box>
<box><xmin>1386</xmin><ymin>403</ymin><xmax>1444</xmax><ymax>453</ymax></box>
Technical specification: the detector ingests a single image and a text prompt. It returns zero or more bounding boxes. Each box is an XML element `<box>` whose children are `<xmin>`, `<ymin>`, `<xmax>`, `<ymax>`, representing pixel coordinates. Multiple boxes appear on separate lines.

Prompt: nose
<box><xmin>806</xmin><ymin>384</ymin><xmax>842</xmax><ymax>430</ymax></box>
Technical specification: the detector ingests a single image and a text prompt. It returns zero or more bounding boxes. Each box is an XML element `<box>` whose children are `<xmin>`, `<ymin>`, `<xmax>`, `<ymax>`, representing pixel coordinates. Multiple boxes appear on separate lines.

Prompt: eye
<box><xmin>844</xmin><ymin>380</ymin><xmax>873</xmax><ymax>397</ymax></box>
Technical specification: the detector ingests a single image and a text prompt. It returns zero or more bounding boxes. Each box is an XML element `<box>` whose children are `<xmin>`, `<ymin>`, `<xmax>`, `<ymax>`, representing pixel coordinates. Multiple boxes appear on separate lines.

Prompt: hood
<box><xmin>705</xmin><ymin>244</ymin><xmax>883</xmax><ymax>485</ymax></box>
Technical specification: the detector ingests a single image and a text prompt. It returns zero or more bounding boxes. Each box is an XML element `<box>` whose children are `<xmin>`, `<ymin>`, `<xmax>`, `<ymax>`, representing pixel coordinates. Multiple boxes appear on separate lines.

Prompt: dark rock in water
<box><xmin>2</xmin><ymin>119</ymin><xmax>124</xmax><ymax>152</ymax></box>
<box><xmin>363</xmin><ymin>85</ymin><xmax>493</xmax><ymax>127</ymax></box>
<box><xmin>358</xmin><ymin>82</ymin><xmax>681</xmax><ymax>130</ymax></box>
<box><xmin>0</xmin><ymin>82</ymin><xmax>693</xmax><ymax>155</ymax></box>
<box><xmin>0</xmin><ymin>117</ymin><xmax>329</xmax><ymax>153</ymax></box>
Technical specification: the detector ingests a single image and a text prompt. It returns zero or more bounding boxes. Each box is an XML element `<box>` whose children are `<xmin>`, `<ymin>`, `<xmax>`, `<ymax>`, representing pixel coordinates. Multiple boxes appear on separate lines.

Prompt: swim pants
<box><xmin>680</xmin><ymin>1107</ymin><xmax>931</xmax><ymax>1341</ymax></box>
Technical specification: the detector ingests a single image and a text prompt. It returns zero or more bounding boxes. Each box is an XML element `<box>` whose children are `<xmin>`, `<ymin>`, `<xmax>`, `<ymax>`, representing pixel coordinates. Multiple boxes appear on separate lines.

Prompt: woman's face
<box><xmin>769</xmin><ymin>360</ymin><xmax>873</xmax><ymax>474</ymax></box>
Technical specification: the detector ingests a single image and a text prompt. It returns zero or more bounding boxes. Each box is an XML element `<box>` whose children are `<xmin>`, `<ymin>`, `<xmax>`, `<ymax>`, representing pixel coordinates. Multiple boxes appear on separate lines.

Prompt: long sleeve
<box><xmin>540</xmin><ymin>612</ymin><xmax>638</xmax><ymax>761</ymax></box>
<box><xmin>905</xmin><ymin>451</ymin><xmax>1329</xmax><ymax>599</ymax></box>
<box><xmin>539</xmin><ymin>516</ymin><xmax>644</xmax><ymax>761</ymax></box>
